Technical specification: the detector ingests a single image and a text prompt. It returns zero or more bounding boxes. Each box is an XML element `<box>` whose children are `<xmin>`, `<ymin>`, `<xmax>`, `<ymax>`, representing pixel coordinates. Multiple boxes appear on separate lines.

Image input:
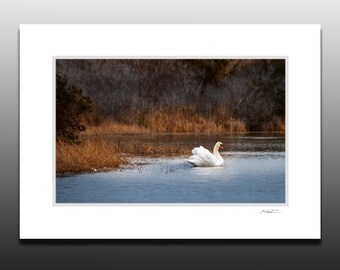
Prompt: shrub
<box><xmin>56</xmin><ymin>75</ymin><xmax>92</xmax><ymax>143</ymax></box>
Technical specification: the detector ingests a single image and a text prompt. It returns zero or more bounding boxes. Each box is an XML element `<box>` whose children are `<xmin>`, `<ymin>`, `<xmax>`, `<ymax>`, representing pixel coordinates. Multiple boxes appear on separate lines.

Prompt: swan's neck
<box><xmin>213</xmin><ymin>144</ymin><xmax>223</xmax><ymax>164</ymax></box>
<box><xmin>213</xmin><ymin>144</ymin><xmax>221</xmax><ymax>159</ymax></box>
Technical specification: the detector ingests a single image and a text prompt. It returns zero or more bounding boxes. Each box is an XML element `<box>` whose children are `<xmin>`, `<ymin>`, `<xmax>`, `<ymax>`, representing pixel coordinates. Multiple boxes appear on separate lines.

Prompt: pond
<box><xmin>56</xmin><ymin>134</ymin><xmax>285</xmax><ymax>204</ymax></box>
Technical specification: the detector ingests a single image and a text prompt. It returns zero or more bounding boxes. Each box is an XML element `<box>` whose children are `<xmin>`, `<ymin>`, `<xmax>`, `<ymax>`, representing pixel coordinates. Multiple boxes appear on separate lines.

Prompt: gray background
<box><xmin>0</xmin><ymin>0</ymin><xmax>337</xmax><ymax>269</ymax></box>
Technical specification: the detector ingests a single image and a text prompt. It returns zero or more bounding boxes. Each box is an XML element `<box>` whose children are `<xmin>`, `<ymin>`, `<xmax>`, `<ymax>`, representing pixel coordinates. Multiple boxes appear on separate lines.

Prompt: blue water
<box><xmin>56</xmin><ymin>136</ymin><xmax>285</xmax><ymax>203</ymax></box>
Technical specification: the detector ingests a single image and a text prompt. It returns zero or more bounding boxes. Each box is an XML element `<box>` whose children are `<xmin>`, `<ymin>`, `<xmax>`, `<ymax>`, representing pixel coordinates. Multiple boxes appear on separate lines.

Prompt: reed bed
<box><xmin>56</xmin><ymin>139</ymin><xmax>127</xmax><ymax>175</ymax></box>
<box><xmin>113</xmin><ymin>141</ymin><xmax>191</xmax><ymax>156</ymax></box>
<box><xmin>142</xmin><ymin>110</ymin><xmax>231</xmax><ymax>133</ymax></box>
<box><xmin>84</xmin><ymin>111</ymin><xmax>251</xmax><ymax>134</ymax></box>
<box><xmin>56</xmin><ymin>132</ymin><xmax>192</xmax><ymax>175</ymax></box>
<box><xmin>57</xmin><ymin>114</ymin><xmax>284</xmax><ymax>174</ymax></box>
<box><xmin>85</xmin><ymin>121</ymin><xmax>150</xmax><ymax>135</ymax></box>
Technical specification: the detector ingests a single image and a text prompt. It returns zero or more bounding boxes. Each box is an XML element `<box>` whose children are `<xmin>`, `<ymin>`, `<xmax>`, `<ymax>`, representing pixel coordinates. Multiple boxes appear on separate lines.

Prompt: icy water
<box><xmin>56</xmin><ymin>134</ymin><xmax>285</xmax><ymax>203</ymax></box>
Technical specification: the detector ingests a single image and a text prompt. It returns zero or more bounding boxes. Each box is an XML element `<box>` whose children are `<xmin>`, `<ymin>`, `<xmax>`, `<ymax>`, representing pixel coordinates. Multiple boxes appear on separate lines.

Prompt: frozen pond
<box><xmin>56</xmin><ymin>134</ymin><xmax>285</xmax><ymax>204</ymax></box>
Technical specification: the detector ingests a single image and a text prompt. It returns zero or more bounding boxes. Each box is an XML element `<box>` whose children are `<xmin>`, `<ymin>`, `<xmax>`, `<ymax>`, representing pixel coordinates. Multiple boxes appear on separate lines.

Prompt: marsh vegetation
<box><xmin>56</xmin><ymin>59</ymin><xmax>285</xmax><ymax>174</ymax></box>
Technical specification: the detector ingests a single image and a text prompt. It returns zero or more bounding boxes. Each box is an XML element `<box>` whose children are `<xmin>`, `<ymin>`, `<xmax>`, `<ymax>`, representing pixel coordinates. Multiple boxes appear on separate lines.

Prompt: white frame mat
<box><xmin>20</xmin><ymin>24</ymin><xmax>320</xmax><ymax>239</ymax></box>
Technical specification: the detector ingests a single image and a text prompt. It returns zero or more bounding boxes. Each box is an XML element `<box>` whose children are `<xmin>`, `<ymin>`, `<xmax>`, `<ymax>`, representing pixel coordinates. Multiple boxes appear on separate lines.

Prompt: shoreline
<box><xmin>56</xmin><ymin>128</ymin><xmax>285</xmax><ymax>175</ymax></box>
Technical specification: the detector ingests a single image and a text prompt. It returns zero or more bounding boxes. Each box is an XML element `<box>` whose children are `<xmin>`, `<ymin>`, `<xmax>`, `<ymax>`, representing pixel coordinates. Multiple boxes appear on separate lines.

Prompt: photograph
<box><xmin>0</xmin><ymin>0</ymin><xmax>328</xmax><ymax>264</ymax></box>
<box><xmin>20</xmin><ymin>24</ymin><xmax>320</xmax><ymax>239</ymax></box>
<box><xmin>55</xmin><ymin>58</ymin><xmax>286</xmax><ymax>204</ymax></box>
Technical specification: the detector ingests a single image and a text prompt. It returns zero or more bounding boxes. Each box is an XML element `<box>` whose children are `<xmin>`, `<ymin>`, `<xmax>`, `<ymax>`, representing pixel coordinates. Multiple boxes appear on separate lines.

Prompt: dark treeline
<box><xmin>56</xmin><ymin>75</ymin><xmax>92</xmax><ymax>143</ymax></box>
<box><xmin>56</xmin><ymin>59</ymin><xmax>285</xmax><ymax>132</ymax></box>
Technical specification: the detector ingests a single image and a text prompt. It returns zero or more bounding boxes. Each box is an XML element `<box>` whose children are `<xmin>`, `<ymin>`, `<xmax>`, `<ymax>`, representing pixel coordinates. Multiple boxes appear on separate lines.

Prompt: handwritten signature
<box><xmin>260</xmin><ymin>209</ymin><xmax>281</xmax><ymax>214</ymax></box>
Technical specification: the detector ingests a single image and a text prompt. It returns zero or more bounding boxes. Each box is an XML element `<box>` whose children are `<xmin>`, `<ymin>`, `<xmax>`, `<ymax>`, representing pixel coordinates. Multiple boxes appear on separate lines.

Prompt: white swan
<box><xmin>187</xmin><ymin>142</ymin><xmax>224</xmax><ymax>167</ymax></box>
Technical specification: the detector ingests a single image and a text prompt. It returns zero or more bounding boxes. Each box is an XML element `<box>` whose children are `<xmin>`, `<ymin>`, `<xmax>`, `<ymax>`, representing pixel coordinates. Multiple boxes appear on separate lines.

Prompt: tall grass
<box><xmin>86</xmin><ymin>110</ymin><xmax>250</xmax><ymax>134</ymax></box>
<box><xmin>56</xmin><ymin>139</ymin><xmax>127</xmax><ymax>174</ymax></box>
<box><xmin>114</xmin><ymin>141</ymin><xmax>191</xmax><ymax>156</ymax></box>
<box><xmin>260</xmin><ymin>118</ymin><xmax>285</xmax><ymax>133</ymax></box>
<box><xmin>56</xmin><ymin>132</ymin><xmax>192</xmax><ymax>175</ymax></box>
<box><xmin>85</xmin><ymin>121</ymin><xmax>150</xmax><ymax>135</ymax></box>
<box><xmin>142</xmin><ymin>110</ymin><xmax>227</xmax><ymax>133</ymax></box>
<box><xmin>57</xmin><ymin>111</ymin><xmax>284</xmax><ymax>174</ymax></box>
<box><xmin>84</xmin><ymin>106</ymin><xmax>286</xmax><ymax>134</ymax></box>
<box><xmin>228</xmin><ymin>118</ymin><xmax>247</xmax><ymax>133</ymax></box>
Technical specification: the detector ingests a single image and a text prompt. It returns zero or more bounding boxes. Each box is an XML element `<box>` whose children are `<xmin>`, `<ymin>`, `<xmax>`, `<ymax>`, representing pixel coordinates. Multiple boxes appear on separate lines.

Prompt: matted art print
<box><xmin>20</xmin><ymin>25</ymin><xmax>320</xmax><ymax>239</ymax></box>
<box><xmin>55</xmin><ymin>58</ymin><xmax>286</xmax><ymax>204</ymax></box>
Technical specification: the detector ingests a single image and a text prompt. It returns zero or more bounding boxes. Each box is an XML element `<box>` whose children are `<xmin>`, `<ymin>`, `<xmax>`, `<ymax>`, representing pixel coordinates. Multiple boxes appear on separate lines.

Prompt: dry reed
<box><xmin>86</xmin><ymin>110</ymin><xmax>249</xmax><ymax>134</ymax></box>
<box><xmin>85</xmin><ymin>121</ymin><xmax>150</xmax><ymax>135</ymax></box>
<box><xmin>57</xmin><ymin>113</ymin><xmax>284</xmax><ymax>174</ymax></box>
<box><xmin>57</xmin><ymin>131</ymin><xmax>192</xmax><ymax>175</ymax></box>
<box><xmin>56</xmin><ymin>139</ymin><xmax>127</xmax><ymax>175</ymax></box>
<box><xmin>113</xmin><ymin>141</ymin><xmax>191</xmax><ymax>156</ymax></box>
<box><xmin>143</xmin><ymin>110</ymin><xmax>227</xmax><ymax>133</ymax></box>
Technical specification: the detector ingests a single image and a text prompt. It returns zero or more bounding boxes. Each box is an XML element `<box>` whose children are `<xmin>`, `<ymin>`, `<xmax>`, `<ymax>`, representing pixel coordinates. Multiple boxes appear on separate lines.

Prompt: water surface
<box><xmin>56</xmin><ymin>134</ymin><xmax>285</xmax><ymax>203</ymax></box>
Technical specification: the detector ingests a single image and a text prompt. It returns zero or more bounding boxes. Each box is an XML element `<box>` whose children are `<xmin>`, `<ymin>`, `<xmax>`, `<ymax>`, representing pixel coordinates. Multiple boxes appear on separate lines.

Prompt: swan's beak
<box><xmin>220</xmin><ymin>145</ymin><xmax>224</xmax><ymax>150</ymax></box>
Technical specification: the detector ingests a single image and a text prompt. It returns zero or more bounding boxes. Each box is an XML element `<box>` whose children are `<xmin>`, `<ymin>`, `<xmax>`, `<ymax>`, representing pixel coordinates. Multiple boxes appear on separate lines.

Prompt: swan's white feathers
<box><xmin>192</xmin><ymin>146</ymin><xmax>210</xmax><ymax>156</ymax></box>
<box><xmin>187</xmin><ymin>143</ymin><xmax>224</xmax><ymax>167</ymax></box>
<box><xmin>187</xmin><ymin>154</ymin><xmax>218</xmax><ymax>167</ymax></box>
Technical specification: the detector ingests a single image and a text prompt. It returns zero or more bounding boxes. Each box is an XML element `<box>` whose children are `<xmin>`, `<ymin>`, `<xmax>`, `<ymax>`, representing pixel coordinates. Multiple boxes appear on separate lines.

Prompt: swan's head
<box><xmin>216</xmin><ymin>142</ymin><xmax>224</xmax><ymax>150</ymax></box>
